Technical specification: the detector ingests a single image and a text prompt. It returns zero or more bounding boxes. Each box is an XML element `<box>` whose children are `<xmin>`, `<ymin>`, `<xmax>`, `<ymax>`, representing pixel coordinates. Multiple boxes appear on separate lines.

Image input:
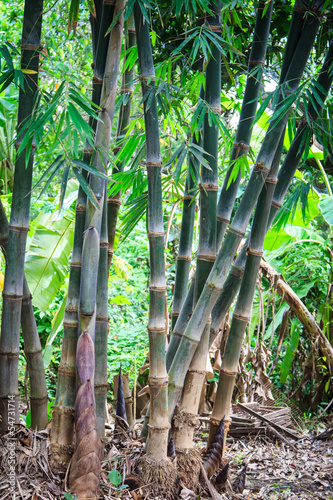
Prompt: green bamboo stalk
<box><xmin>216</xmin><ymin>0</ymin><xmax>273</xmax><ymax>249</ymax></box>
<box><xmin>0</xmin><ymin>0</ymin><xmax>44</xmax><ymax>430</ymax></box>
<box><xmin>210</xmin><ymin>38</ymin><xmax>333</xmax><ymax>340</ymax></box>
<box><xmin>133</xmin><ymin>1</ymin><xmax>169</xmax><ymax>462</ymax></box>
<box><xmin>94</xmin><ymin>16</ymin><xmax>136</xmax><ymax>439</ymax></box>
<box><xmin>172</xmin><ymin>0</ymin><xmax>221</xmax><ymax>451</ymax></box>
<box><xmin>0</xmin><ymin>201</ymin><xmax>48</xmax><ymax>430</ymax></box>
<box><xmin>167</xmin><ymin>0</ymin><xmax>323</xmax><ymax>423</ymax></box>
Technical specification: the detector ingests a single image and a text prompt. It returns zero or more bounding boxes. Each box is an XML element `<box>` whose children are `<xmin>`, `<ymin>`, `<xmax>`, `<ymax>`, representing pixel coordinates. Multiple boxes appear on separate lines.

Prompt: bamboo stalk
<box><xmin>167</xmin><ymin>0</ymin><xmax>273</xmax><ymax>372</ymax></box>
<box><xmin>94</xmin><ymin>14</ymin><xmax>136</xmax><ymax>438</ymax></box>
<box><xmin>0</xmin><ymin>0</ymin><xmax>44</xmax><ymax>430</ymax></box>
<box><xmin>0</xmin><ymin>201</ymin><xmax>48</xmax><ymax>430</ymax></box>
<box><xmin>167</xmin><ymin>0</ymin><xmax>323</xmax><ymax>423</ymax></box>
<box><xmin>133</xmin><ymin>1</ymin><xmax>169</xmax><ymax>461</ymax></box>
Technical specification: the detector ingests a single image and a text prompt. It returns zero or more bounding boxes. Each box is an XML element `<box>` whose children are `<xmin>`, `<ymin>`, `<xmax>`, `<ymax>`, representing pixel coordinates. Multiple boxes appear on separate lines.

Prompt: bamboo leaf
<box><xmin>68</xmin><ymin>0</ymin><xmax>80</xmax><ymax>33</ymax></box>
<box><xmin>33</xmin><ymin>154</ymin><xmax>65</xmax><ymax>191</ymax></box>
<box><xmin>72</xmin><ymin>166</ymin><xmax>100</xmax><ymax>209</ymax></box>
<box><xmin>58</xmin><ymin>164</ymin><xmax>71</xmax><ymax>214</ymax></box>
<box><xmin>71</xmin><ymin>159</ymin><xmax>109</xmax><ymax>181</ymax></box>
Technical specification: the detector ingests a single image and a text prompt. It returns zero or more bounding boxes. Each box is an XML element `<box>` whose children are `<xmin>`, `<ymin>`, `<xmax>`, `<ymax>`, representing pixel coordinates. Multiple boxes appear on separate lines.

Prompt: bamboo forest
<box><xmin>0</xmin><ymin>0</ymin><xmax>333</xmax><ymax>498</ymax></box>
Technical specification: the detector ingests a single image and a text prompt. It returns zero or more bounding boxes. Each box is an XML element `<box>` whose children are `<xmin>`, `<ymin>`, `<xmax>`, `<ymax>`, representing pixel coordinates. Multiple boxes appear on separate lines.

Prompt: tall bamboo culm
<box><xmin>209</xmin><ymin>0</ymin><xmax>325</xmax><ymax>443</ymax></box>
<box><xmin>167</xmin><ymin>0</ymin><xmax>323</xmax><ymax>423</ymax></box>
<box><xmin>0</xmin><ymin>0</ymin><xmax>44</xmax><ymax>431</ymax></box>
<box><xmin>133</xmin><ymin>2</ymin><xmax>170</xmax><ymax>462</ymax></box>
<box><xmin>94</xmin><ymin>15</ymin><xmax>136</xmax><ymax>439</ymax></box>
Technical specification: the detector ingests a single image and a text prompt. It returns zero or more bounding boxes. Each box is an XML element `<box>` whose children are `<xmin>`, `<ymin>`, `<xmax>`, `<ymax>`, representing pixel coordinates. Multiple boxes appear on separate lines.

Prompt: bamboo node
<box><xmin>100</xmin><ymin>242</ymin><xmax>108</xmax><ymax>249</ymax></box>
<box><xmin>128</xmin><ymin>28</ymin><xmax>136</xmax><ymax>34</ymax></box>
<box><xmin>200</xmin><ymin>182</ymin><xmax>219</xmax><ymax>192</ymax></box>
<box><xmin>108</xmin><ymin>197</ymin><xmax>122</xmax><ymax>206</ymax></box>
<box><xmin>272</xmin><ymin>200</ymin><xmax>282</xmax><ymax>209</ymax></box>
<box><xmin>21</xmin><ymin>44</ymin><xmax>41</xmax><ymax>51</ymax></box>
<box><xmin>183</xmin><ymin>194</ymin><xmax>195</xmax><ymax>201</ymax></box>
<box><xmin>228</xmin><ymin>226</ymin><xmax>245</xmax><ymax>238</ymax></box>
<box><xmin>230</xmin><ymin>266</ymin><xmax>243</xmax><ymax>279</ymax></box>
<box><xmin>93</xmin><ymin>76</ymin><xmax>103</xmax><ymax>84</ymax></box>
<box><xmin>29</xmin><ymin>396</ymin><xmax>48</xmax><ymax>403</ymax></box>
<box><xmin>147</xmin><ymin>230</ymin><xmax>165</xmax><ymax>237</ymax></box>
<box><xmin>146</xmin><ymin>161</ymin><xmax>162</xmax><ymax>167</ymax></box>
<box><xmin>176</xmin><ymin>255</ymin><xmax>192</xmax><ymax>262</ymax></box>
<box><xmin>198</xmin><ymin>254</ymin><xmax>216</xmax><ymax>263</ymax></box>
<box><xmin>149</xmin><ymin>376</ymin><xmax>169</xmax><ymax>387</ymax></box>
<box><xmin>83</xmin><ymin>148</ymin><xmax>93</xmax><ymax>154</ymax></box>
<box><xmin>8</xmin><ymin>224</ymin><xmax>29</xmax><ymax>233</ymax></box>
<box><xmin>233</xmin><ymin>141</ymin><xmax>250</xmax><ymax>156</ymax></box>
<box><xmin>149</xmin><ymin>285</ymin><xmax>167</xmax><ymax>292</ymax></box>
<box><xmin>247</xmin><ymin>247</ymin><xmax>263</xmax><ymax>257</ymax></box>
<box><xmin>248</xmin><ymin>60</ymin><xmax>265</xmax><ymax>67</ymax></box>
<box><xmin>233</xmin><ymin>312</ymin><xmax>250</xmax><ymax>323</ymax></box>
<box><xmin>266</xmin><ymin>177</ymin><xmax>278</xmax><ymax>185</ymax></box>
<box><xmin>147</xmin><ymin>326</ymin><xmax>165</xmax><ymax>333</ymax></box>
<box><xmin>220</xmin><ymin>367</ymin><xmax>237</xmax><ymax>377</ymax></box>
<box><xmin>255</xmin><ymin>161</ymin><xmax>270</xmax><ymax>174</ymax></box>
<box><xmin>139</xmin><ymin>75</ymin><xmax>156</xmax><ymax>83</ymax></box>
<box><xmin>52</xmin><ymin>405</ymin><xmax>75</xmax><ymax>416</ymax></box>
<box><xmin>217</xmin><ymin>215</ymin><xmax>230</xmax><ymax>224</ymax></box>
<box><xmin>209</xmin><ymin>416</ymin><xmax>225</xmax><ymax>427</ymax></box>
<box><xmin>2</xmin><ymin>293</ymin><xmax>23</xmax><ymax>301</ymax></box>
<box><xmin>147</xmin><ymin>423</ymin><xmax>171</xmax><ymax>431</ymax></box>
<box><xmin>205</xmin><ymin>24</ymin><xmax>222</xmax><ymax>33</ymax></box>
<box><xmin>120</xmin><ymin>88</ymin><xmax>134</xmax><ymax>94</ymax></box>
<box><xmin>188</xmin><ymin>368</ymin><xmax>206</xmax><ymax>375</ymax></box>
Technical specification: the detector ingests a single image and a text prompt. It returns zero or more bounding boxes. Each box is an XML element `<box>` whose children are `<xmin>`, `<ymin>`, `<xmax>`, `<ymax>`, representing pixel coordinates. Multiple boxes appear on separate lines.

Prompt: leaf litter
<box><xmin>0</xmin><ymin>414</ymin><xmax>332</xmax><ymax>500</ymax></box>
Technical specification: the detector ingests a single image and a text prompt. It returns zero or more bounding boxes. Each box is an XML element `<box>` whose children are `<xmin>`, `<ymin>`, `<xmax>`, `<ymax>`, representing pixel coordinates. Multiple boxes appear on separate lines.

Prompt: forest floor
<box><xmin>0</xmin><ymin>412</ymin><xmax>332</xmax><ymax>500</ymax></box>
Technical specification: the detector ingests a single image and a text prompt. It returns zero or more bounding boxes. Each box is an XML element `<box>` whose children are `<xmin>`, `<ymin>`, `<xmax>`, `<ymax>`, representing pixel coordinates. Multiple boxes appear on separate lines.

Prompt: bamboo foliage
<box><xmin>167</xmin><ymin>0</ymin><xmax>324</xmax><ymax>423</ymax></box>
<box><xmin>133</xmin><ymin>1</ymin><xmax>169</xmax><ymax>461</ymax></box>
<box><xmin>0</xmin><ymin>0</ymin><xmax>44</xmax><ymax>430</ymax></box>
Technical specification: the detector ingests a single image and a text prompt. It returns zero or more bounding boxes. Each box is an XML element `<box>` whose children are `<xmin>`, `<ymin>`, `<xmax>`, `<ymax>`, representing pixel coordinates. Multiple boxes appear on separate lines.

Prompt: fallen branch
<box><xmin>260</xmin><ymin>259</ymin><xmax>333</xmax><ymax>372</ymax></box>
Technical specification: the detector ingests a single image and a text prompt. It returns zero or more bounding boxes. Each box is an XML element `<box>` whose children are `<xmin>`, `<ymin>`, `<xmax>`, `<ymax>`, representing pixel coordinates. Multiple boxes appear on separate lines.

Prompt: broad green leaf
<box><xmin>319</xmin><ymin>196</ymin><xmax>333</xmax><ymax>225</ymax></box>
<box><xmin>25</xmin><ymin>217</ymin><xmax>74</xmax><ymax>311</ymax></box>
